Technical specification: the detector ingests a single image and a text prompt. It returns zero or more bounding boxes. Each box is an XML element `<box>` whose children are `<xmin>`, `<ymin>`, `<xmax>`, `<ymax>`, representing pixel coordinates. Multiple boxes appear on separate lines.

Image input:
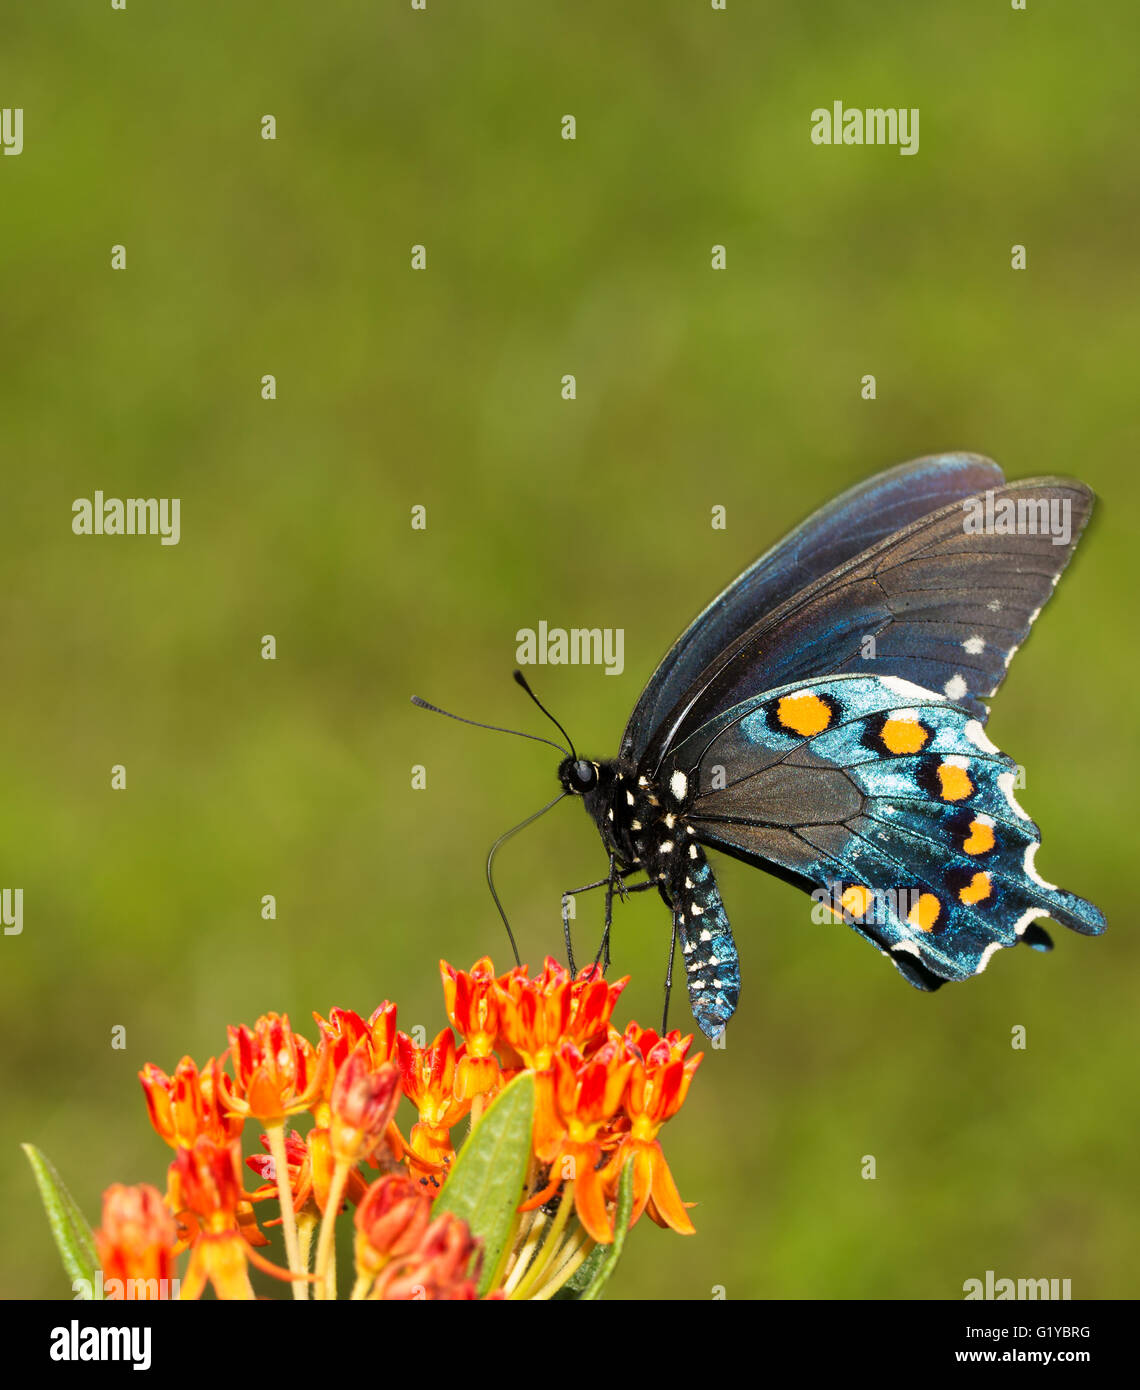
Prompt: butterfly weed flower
<box><xmin>37</xmin><ymin>954</ymin><xmax>701</xmax><ymax>1300</ymax></box>
<box><xmin>396</xmin><ymin>1026</ymin><xmax>473</xmax><ymax>1173</ymax></box>
<box><xmin>221</xmin><ymin>1012</ymin><xmax>328</xmax><ymax>1297</ymax></box>
<box><xmin>314</xmin><ymin>1046</ymin><xmax>402</xmax><ymax>1298</ymax></box>
<box><xmin>441</xmin><ymin>957</ymin><xmax>504</xmax><ymax>1110</ymax></box>
<box><xmin>352</xmin><ymin>1173</ymin><xmax>434</xmax><ymax>1285</ymax></box>
<box><xmin>516</xmin><ymin>1037</ymin><xmax>635</xmax><ymax>1255</ymax></box>
<box><xmin>354</xmin><ymin>1181</ymin><xmax>485</xmax><ymax>1300</ymax></box>
<box><xmin>138</xmin><ymin>1056</ymin><xmax>243</xmax><ymax>1149</ymax></box>
<box><xmin>616</xmin><ymin>1024</ymin><xmax>702</xmax><ymax>1234</ymax></box>
<box><xmin>94</xmin><ymin>1184</ymin><xmax>179</xmax><ymax>1299</ymax></box>
<box><xmin>168</xmin><ymin>1136</ymin><xmax>298</xmax><ymax>1300</ymax></box>
<box><xmin>494</xmin><ymin>956</ymin><xmax>628</xmax><ymax>1070</ymax></box>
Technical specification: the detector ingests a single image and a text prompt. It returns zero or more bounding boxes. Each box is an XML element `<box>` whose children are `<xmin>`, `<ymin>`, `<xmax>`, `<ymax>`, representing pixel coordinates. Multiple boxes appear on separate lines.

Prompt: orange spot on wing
<box><xmin>840</xmin><ymin>885</ymin><xmax>873</xmax><ymax>919</ymax></box>
<box><xmin>777</xmin><ymin>692</ymin><xmax>833</xmax><ymax>737</ymax></box>
<box><xmin>907</xmin><ymin>892</ymin><xmax>941</xmax><ymax>932</ymax></box>
<box><xmin>963</xmin><ymin>819</ymin><xmax>995</xmax><ymax>855</ymax></box>
<box><xmin>936</xmin><ymin>762</ymin><xmax>974</xmax><ymax>801</ymax></box>
<box><xmin>959</xmin><ymin>872</ymin><xmax>992</xmax><ymax>905</ymax></box>
<box><xmin>880</xmin><ymin>718</ymin><xmax>929</xmax><ymax>754</ymax></box>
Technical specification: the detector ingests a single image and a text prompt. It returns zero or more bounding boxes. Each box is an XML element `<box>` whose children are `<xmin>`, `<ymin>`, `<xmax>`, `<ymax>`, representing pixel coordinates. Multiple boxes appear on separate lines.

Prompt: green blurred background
<box><xmin>1</xmin><ymin>1</ymin><xmax>1136</xmax><ymax>1300</ymax></box>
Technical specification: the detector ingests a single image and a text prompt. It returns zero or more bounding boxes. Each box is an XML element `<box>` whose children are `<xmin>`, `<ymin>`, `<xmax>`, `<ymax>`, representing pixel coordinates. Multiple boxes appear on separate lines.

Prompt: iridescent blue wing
<box><xmin>664</xmin><ymin>674</ymin><xmax>1105</xmax><ymax>988</ymax></box>
<box><xmin>639</xmin><ymin>477</ymin><xmax>1094</xmax><ymax>774</ymax></box>
<box><xmin>620</xmin><ymin>453</ymin><xmax>1005</xmax><ymax>764</ymax></box>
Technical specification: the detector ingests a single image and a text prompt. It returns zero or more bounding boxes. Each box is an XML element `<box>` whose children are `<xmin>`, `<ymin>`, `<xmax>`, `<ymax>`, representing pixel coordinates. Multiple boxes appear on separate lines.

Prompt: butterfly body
<box><xmin>553</xmin><ymin>454</ymin><xmax>1105</xmax><ymax>1039</ymax></box>
<box><xmin>560</xmin><ymin>755</ymin><xmax>741</xmax><ymax>1036</ymax></box>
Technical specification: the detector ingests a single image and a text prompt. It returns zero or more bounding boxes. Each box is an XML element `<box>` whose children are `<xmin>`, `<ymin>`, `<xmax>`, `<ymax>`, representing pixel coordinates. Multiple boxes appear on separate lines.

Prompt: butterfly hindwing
<box><xmin>664</xmin><ymin>674</ymin><xmax>1105</xmax><ymax>988</ymax></box>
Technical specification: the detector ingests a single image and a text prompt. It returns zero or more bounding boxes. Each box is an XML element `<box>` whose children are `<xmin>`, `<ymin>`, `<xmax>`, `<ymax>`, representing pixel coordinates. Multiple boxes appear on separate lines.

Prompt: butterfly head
<box><xmin>558</xmin><ymin>756</ymin><xmax>599</xmax><ymax>797</ymax></box>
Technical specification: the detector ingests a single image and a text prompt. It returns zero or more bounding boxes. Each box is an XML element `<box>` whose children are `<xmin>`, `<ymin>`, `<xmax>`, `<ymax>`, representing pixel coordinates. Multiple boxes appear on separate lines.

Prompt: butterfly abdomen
<box><xmin>673</xmin><ymin>843</ymin><xmax>740</xmax><ymax>1040</ymax></box>
<box><xmin>593</xmin><ymin>763</ymin><xmax>741</xmax><ymax>1039</ymax></box>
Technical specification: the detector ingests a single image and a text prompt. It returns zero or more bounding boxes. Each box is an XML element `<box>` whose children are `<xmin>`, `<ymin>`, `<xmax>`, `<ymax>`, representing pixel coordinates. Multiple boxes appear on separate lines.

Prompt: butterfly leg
<box><xmin>561</xmin><ymin>877</ymin><xmax>610</xmax><ymax>974</ymax></box>
<box><xmin>595</xmin><ymin>861</ymin><xmax>655</xmax><ymax>972</ymax></box>
<box><xmin>561</xmin><ymin>861</ymin><xmax>631</xmax><ymax>973</ymax></box>
<box><xmin>661</xmin><ymin>910</ymin><xmax>679</xmax><ymax>1034</ymax></box>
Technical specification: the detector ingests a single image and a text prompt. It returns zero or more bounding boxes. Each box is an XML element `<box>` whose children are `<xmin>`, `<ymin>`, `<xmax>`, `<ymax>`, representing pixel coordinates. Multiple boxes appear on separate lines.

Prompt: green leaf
<box><xmin>22</xmin><ymin>1143</ymin><xmax>100</xmax><ymax>1297</ymax></box>
<box><xmin>556</xmin><ymin>1239</ymin><xmax>607</xmax><ymax>1297</ymax></box>
<box><xmin>575</xmin><ymin>1159</ymin><xmax>634</xmax><ymax>1301</ymax></box>
<box><xmin>433</xmin><ymin>1072</ymin><xmax>535</xmax><ymax>1296</ymax></box>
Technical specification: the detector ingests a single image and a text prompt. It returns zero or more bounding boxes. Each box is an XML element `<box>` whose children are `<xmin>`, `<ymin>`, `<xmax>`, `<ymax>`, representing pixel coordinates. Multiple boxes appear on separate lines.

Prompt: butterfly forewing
<box><xmin>639</xmin><ymin>479</ymin><xmax>1093</xmax><ymax>772</ymax></box>
<box><xmin>621</xmin><ymin>453</ymin><xmax>1006</xmax><ymax>764</ymax></box>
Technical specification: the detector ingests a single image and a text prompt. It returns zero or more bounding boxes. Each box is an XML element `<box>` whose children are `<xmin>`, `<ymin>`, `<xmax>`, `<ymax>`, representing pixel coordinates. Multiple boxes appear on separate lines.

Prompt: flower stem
<box><xmin>492</xmin><ymin>1153</ymin><xmax>539</xmax><ymax>1289</ymax></box>
<box><xmin>266</xmin><ymin>1123</ymin><xmax>306</xmax><ymax>1300</ymax></box>
<box><xmin>313</xmin><ymin>1160</ymin><xmax>350</xmax><ymax>1301</ymax></box>
<box><xmin>512</xmin><ymin>1182</ymin><xmax>575</xmax><ymax>1300</ymax></box>
<box><xmin>502</xmin><ymin>1211</ymin><xmax>548</xmax><ymax>1295</ymax></box>
<box><xmin>530</xmin><ymin>1230</ymin><xmax>594</xmax><ymax>1301</ymax></box>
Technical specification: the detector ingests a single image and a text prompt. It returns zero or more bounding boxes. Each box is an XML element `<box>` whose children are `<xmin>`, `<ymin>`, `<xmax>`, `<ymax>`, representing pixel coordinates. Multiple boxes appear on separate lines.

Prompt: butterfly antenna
<box><xmin>411</xmin><ymin>695</ymin><xmax>568</xmax><ymax>755</ymax></box>
<box><xmin>486</xmin><ymin>792</ymin><xmax>568</xmax><ymax>965</ymax></box>
<box><xmin>512</xmin><ymin>670</ymin><xmax>578</xmax><ymax>761</ymax></box>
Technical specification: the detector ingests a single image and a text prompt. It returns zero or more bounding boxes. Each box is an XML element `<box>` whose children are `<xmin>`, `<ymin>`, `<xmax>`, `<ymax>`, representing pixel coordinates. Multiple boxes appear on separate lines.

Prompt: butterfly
<box><xmin>415</xmin><ymin>454</ymin><xmax>1106</xmax><ymax>1040</ymax></box>
<box><xmin>530</xmin><ymin>453</ymin><xmax>1105</xmax><ymax>1040</ymax></box>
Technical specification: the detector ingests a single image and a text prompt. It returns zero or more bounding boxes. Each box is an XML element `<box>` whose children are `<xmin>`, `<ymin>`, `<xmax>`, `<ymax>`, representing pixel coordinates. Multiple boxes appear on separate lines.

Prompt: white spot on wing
<box><xmin>964</xmin><ymin>720</ymin><xmax>999</xmax><ymax>754</ymax></box>
<box><xmin>963</xmin><ymin>635</ymin><xmax>986</xmax><ymax>655</ymax></box>
<box><xmin>1023</xmin><ymin>842</ymin><xmax>1057</xmax><ymax>891</ymax></box>
<box><xmin>670</xmin><ymin>770</ymin><xmax>688</xmax><ymax>801</ymax></box>
<box><xmin>1014</xmin><ymin>906</ymin><xmax>1049</xmax><ymax>936</ymax></box>
<box><xmin>976</xmin><ymin>941</ymin><xmax>1003</xmax><ymax>972</ymax></box>
<box><xmin>944</xmin><ymin>673</ymin><xmax>968</xmax><ymax>701</ymax></box>
<box><xmin>882</xmin><ymin>676</ymin><xmax>944</xmax><ymax>702</ymax></box>
<box><xmin>892</xmin><ymin>940</ymin><xmax>921</xmax><ymax>959</ymax></box>
<box><xmin>987</xmin><ymin>598</ymin><xmax>1002</xmax><ymax>612</ymax></box>
<box><xmin>998</xmin><ymin>770</ymin><xmax>1031</xmax><ymax>820</ymax></box>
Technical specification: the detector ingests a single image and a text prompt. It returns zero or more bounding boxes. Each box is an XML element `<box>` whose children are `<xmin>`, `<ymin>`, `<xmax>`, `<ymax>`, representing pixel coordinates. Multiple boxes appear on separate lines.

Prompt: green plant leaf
<box><xmin>574</xmin><ymin>1159</ymin><xmax>634</xmax><ymax>1301</ymax></box>
<box><xmin>22</xmin><ymin>1143</ymin><xmax>100</xmax><ymax>1297</ymax></box>
<box><xmin>433</xmin><ymin>1071</ymin><xmax>535</xmax><ymax>1296</ymax></box>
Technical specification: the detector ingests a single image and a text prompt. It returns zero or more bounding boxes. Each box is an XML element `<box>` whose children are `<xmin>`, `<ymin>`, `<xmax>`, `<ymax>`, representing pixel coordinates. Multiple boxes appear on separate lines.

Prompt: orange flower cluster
<box><xmin>461</xmin><ymin>958</ymin><xmax>703</xmax><ymax>1244</ymax></box>
<box><xmin>96</xmin><ymin>957</ymin><xmax>701</xmax><ymax>1300</ymax></box>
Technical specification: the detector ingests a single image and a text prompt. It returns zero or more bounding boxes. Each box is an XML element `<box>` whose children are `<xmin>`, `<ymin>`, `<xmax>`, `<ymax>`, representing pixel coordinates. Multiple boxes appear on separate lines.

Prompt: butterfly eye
<box><xmin>573</xmin><ymin>760</ymin><xmax>597</xmax><ymax>792</ymax></box>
